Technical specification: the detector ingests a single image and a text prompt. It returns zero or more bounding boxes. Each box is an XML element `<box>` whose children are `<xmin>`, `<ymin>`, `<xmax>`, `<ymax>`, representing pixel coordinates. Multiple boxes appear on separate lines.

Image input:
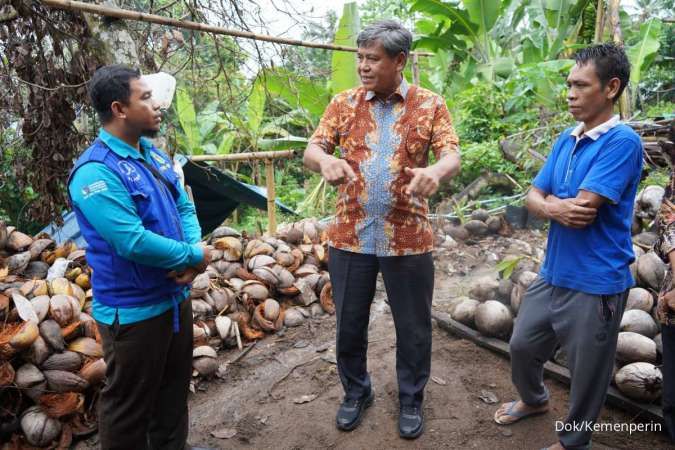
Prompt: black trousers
<box><xmin>663</xmin><ymin>324</ymin><xmax>675</xmax><ymax>442</ymax></box>
<box><xmin>328</xmin><ymin>247</ymin><xmax>434</xmax><ymax>407</ymax></box>
<box><xmin>97</xmin><ymin>300</ymin><xmax>193</xmax><ymax>450</ymax></box>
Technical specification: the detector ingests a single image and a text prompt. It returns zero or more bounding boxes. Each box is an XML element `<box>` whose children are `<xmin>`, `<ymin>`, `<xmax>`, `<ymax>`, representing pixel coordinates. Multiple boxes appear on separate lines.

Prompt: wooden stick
<box><xmin>188</xmin><ymin>149</ymin><xmax>296</xmax><ymax>162</ymax></box>
<box><xmin>41</xmin><ymin>0</ymin><xmax>433</xmax><ymax>56</ymax></box>
<box><xmin>265</xmin><ymin>159</ymin><xmax>276</xmax><ymax>235</ymax></box>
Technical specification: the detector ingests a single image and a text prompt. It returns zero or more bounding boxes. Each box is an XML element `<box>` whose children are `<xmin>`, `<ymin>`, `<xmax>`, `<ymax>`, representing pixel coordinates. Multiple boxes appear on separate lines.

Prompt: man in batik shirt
<box><xmin>654</xmin><ymin>126</ymin><xmax>675</xmax><ymax>442</ymax></box>
<box><xmin>303</xmin><ymin>20</ymin><xmax>460</xmax><ymax>439</ymax></box>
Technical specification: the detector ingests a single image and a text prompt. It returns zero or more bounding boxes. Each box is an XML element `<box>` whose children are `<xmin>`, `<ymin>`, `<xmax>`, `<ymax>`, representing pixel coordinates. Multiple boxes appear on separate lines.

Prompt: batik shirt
<box><xmin>310</xmin><ymin>79</ymin><xmax>459</xmax><ymax>256</ymax></box>
<box><xmin>654</xmin><ymin>170</ymin><xmax>675</xmax><ymax>326</ymax></box>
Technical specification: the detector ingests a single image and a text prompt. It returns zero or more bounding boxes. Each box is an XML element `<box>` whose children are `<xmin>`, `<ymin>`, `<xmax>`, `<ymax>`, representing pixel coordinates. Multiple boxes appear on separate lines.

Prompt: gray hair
<box><xmin>356</xmin><ymin>20</ymin><xmax>412</xmax><ymax>58</ymax></box>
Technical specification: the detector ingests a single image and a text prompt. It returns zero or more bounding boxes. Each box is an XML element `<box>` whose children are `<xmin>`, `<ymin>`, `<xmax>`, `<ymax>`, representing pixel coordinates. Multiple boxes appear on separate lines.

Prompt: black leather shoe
<box><xmin>335</xmin><ymin>391</ymin><xmax>374</xmax><ymax>431</ymax></box>
<box><xmin>399</xmin><ymin>405</ymin><xmax>424</xmax><ymax>439</ymax></box>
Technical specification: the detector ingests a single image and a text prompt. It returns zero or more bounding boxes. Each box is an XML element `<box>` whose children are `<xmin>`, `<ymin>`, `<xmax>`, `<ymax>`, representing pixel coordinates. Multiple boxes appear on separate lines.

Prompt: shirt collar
<box><xmin>570</xmin><ymin>115</ymin><xmax>621</xmax><ymax>141</ymax></box>
<box><xmin>98</xmin><ymin>128</ymin><xmax>154</xmax><ymax>159</ymax></box>
<box><xmin>365</xmin><ymin>77</ymin><xmax>409</xmax><ymax>102</ymax></box>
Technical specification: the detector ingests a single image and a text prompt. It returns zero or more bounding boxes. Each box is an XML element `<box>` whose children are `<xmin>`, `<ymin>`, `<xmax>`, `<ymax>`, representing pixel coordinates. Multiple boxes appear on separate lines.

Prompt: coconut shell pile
<box><xmin>188</xmin><ymin>218</ymin><xmax>335</xmax><ymax>379</ymax></box>
<box><xmin>0</xmin><ymin>223</ymin><xmax>100</xmax><ymax>448</ymax></box>
<box><xmin>0</xmin><ymin>218</ymin><xmax>334</xmax><ymax>447</ymax></box>
<box><xmin>445</xmin><ymin>186</ymin><xmax>672</xmax><ymax>405</ymax></box>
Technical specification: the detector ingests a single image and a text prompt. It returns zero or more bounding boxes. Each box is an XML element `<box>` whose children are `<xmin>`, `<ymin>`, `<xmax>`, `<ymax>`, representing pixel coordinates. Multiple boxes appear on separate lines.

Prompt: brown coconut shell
<box><xmin>38</xmin><ymin>393</ymin><xmax>84</xmax><ymax>418</ymax></box>
<box><xmin>68</xmin><ymin>337</ymin><xmax>103</xmax><ymax>358</ymax></box>
<box><xmin>79</xmin><ymin>358</ymin><xmax>107</xmax><ymax>385</ymax></box>
<box><xmin>0</xmin><ymin>360</ymin><xmax>15</xmax><ymax>386</ymax></box>
<box><xmin>43</xmin><ymin>370</ymin><xmax>89</xmax><ymax>393</ymax></box>
<box><xmin>42</xmin><ymin>351</ymin><xmax>82</xmax><ymax>372</ymax></box>
<box><xmin>320</xmin><ymin>282</ymin><xmax>335</xmax><ymax>315</ymax></box>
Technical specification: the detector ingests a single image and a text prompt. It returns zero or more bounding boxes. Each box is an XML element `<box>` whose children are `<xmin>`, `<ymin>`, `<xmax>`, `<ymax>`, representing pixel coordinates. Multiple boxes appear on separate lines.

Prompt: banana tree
<box><xmin>626</xmin><ymin>18</ymin><xmax>662</xmax><ymax>109</ymax></box>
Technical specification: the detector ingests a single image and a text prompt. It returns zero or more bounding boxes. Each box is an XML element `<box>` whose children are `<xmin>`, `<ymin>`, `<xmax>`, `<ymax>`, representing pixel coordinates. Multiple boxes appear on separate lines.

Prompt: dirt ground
<box><xmin>78</xmin><ymin>231</ymin><xmax>673</xmax><ymax>450</ymax></box>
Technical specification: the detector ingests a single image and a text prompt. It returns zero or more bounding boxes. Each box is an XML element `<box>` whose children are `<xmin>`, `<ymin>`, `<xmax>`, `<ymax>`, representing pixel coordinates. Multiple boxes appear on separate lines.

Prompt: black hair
<box><xmin>573</xmin><ymin>43</ymin><xmax>631</xmax><ymax>103</ymax></box>
<box><xmin>88</xmin><ymin>65</ymin><xmax>141</xmax><ymax>123</ymax></box>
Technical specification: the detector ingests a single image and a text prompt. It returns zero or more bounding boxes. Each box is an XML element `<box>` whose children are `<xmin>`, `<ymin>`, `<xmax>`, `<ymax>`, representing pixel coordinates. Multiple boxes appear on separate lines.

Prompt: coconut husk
<box><xmin>0</xmin><ymin>360</ymin><xmax>15</xmax><ymax>386</ymax></box>
<box><xmin>10</xmin><ymin>321</ymin><xmax>39</xmax><ymax>350</ymax></box>
<box><xmin>61</xmin><ymin>321</ymin><xmax>85</xmax><ymax>341</ymax></box>
<box><xmin>320</xmin><ymin>282</ymin><xmax>335</xmax><ymax>315</ymax></box>
<box><xmin>78</xmin><ymin>358</ymin><xmax>105</xmax><ymax>386</ymax></box>
<box><xmin>43</xmin><ymin>370</ymin><xmax>89</xmax><ymax>393</ymax></box>
<box><xmin>68</xmin><ymin>337</ymin><xmax>103</xmax><ymax>358</ymax></box>
<box><xmin>39</xmin><ymin>320</ymin><xmax>65</xmax><ymax>352</ymax></box>
<box><xmin>42</xmin><ymin>351</ymin><xmax>82</xmax><ymax>372</ymax></box>
<box><xmin>38</xmin><ymin>393</ymin><xmax>84</xmax><ymax>418</ymax></box>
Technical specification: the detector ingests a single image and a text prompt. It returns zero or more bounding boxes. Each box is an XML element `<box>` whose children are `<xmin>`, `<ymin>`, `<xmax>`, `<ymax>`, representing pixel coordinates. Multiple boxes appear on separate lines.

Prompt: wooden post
<box><xmin>265</xmin><ymin>159</ymin><xmax>276</xmax><ymax>235</ymax></box>
<box><xmin>412</xmin><ymin>52</ymin><xmax>420</xmax><ymax>86</ymax></box>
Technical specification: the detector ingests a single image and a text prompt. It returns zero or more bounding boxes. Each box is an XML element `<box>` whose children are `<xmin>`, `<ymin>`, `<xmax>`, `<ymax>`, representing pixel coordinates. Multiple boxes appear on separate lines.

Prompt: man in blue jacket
<box><xmin>493</xmin><ymin>44</ymin><xmax>643</xmax><ymax>450</ymax></box>
<box><xmin>69</xmin><ymin>65</ymin><xmax>210</xmax><ymax>450</ymax></box>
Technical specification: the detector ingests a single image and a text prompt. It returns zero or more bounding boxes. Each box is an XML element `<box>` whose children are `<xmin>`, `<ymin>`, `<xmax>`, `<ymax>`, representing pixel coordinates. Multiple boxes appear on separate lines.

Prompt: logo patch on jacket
<box><xmin>117</xmin><ymin>161</ymin><xmax>142</xmax><ymax>182</ymax></box>
<box><xmin>82</xmin><ymin>180</ymin><xmax>108</xmax><ymax>199</ymax></box>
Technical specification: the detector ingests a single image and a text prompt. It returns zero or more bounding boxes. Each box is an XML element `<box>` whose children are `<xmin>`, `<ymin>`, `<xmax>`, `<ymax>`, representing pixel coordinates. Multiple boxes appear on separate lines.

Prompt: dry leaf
<box><xmin>431</xmin><ymin>375</ymin><xmax>447</xmax><ymax>386</ymax></box>
<box><xmin>293</xmin><ymin>394</ymin><xmax>317</xmax><ymax>404</ymax></box>
<box><xmin>211</xmin><ymin>428</ymin><xmax>237</xmax><ymax>439</ymax></box>
<box><xmin>478</xmin><ymin>390</ymin><xmax>499</xmax><ymax>404</ymax></box>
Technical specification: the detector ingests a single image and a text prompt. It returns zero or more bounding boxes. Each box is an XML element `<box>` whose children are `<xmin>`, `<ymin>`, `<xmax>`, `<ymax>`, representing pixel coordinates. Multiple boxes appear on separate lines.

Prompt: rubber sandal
<box><xmin>493</xmin><ymin>400</ymin><xmax>548</xmax><ymax>425</ymax></box>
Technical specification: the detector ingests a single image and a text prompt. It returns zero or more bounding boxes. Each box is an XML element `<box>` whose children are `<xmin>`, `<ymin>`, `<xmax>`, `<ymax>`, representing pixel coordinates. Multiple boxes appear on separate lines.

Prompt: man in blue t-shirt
<box><xmin>493</xmin><ymin>44</ymin><xmax>642</xmax><ymax>450</ymax></box>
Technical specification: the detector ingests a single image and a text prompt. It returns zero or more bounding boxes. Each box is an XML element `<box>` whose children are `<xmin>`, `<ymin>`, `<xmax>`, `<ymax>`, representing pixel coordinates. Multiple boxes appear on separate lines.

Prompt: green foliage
<box><xmin>0</xmin><ymin>129</ymin><xmax>40</xmax><ymax>233</ymax></box>
<box><xmin>331</xmin><ymin>2</ymin><xmax>361</xmax><ymax>95</ymax></box>
<box><xmin>496</xmin><ymin>256</ymin><xmax>524</xmax><ymax>279</ymax></box>
<box><xmin>641</xmin><ymin>167</ymin><xmax>671</xmax><ymax>191</ymax></box>
<box><xmin>626</xmin><ymin>19</ymin><xmax>663</xmax><ymax>108</ymax></box>
<box><xmin>454</xmin><ymin>83</ymin><xmax>509</xmax><ymax>142</ymax></box>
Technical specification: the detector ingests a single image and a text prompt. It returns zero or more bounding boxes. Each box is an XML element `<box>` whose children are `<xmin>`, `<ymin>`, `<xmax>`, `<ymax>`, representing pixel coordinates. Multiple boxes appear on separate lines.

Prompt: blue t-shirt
<box><xmin>533</xmin><ymin>123</ymin><xmax>643</xmax><ymax>295</ymax></box>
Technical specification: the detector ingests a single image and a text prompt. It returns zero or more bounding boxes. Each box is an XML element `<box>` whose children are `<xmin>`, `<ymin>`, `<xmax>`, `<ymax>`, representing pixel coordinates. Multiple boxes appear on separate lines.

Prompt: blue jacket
<box><xmin>69</xmin><ymin>132</ymin><xmax>203</xmax><ymax>329</ymax></box>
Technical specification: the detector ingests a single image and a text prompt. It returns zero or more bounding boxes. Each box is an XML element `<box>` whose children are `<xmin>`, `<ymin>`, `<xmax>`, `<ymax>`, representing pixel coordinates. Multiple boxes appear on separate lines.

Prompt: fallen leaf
<box><xmin>294</xmin><ymin>340</ymin><xmax>309</xmax><ymax>349</ymax></box>
<box><xmin>431</xmin><ymin>375</ymin><xmax>447</xmax><ymax>386</ymax></box>
<box><xmin>478</xmin><ymin>390</ymin><xmax>498</xmax><ymax>404</ymax></box>
<box><xmin>211</xmin><ymin>428</ymin><xmax>237</xmax><ymax>439</ymax></box>
<box><xmin>320</xmin><ymin>354</ymin><xmax>337</xmax><ymax>365</ymax></box>
<box><xmin>293</xmin><ymin>394</ymin><xmax>318</xmax><ymax>404</ymax></box>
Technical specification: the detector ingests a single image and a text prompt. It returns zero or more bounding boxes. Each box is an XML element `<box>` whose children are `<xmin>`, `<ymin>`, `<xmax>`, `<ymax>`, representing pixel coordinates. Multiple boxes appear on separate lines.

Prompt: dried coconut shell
<box><xmin>26</xmin><ymin>336</ymin><xmax>51</xmax><ymax>366</ymax></box>
<box><xmin>20</xmin><ymin>279</ymin><xmax>49</xmax><ymax>298</ymax></box>
<box><xmin>0</xmin><ymin>360</ymin><xmax>15</xmax><ymax>386</ymax></box>
<box><xmin>38</xmin><ymin>393</ymin><xmax>84</xmax><ymax>418</ymax></box>
<box><xmin>68</xmin><ymin>337</ymin><xmax>103</xmax><ymax>358</ymax></box>
<box><xmin>7</xmin><ymin>230</ymin><xmax>33</xmax><ymax>252</ymax></box>
<box><xmin>42</xmin><ymin>351</ymin><xmax>82</xmax><ymax>371</ymax></box>
<box><xmin>79</xmin><ymin>358</ymin><xmax>106</xmax><ymax>385</ymax></box>
<box><xmin>320</xmin><ymin>282</ymin><xmax>335</xmax><ymax>315</ymax></box>
<box><xmin>40</xmin><ymin>319</ymin><xmax>65</xmax><ymax>351</ymax></box>
<box><xmin>21</xmin><ymin>406</ymin><xmax>62</xmax><ymax>447</ymax></box>
<box><xmin>10</xmin><ymin>320</ymin><xmax>39</xmax><ymax>350</ymax></box>
<box><xmin>43</xmin><ymin>370</ymin><xmax>89</xmax><ymax>393</ymax></box>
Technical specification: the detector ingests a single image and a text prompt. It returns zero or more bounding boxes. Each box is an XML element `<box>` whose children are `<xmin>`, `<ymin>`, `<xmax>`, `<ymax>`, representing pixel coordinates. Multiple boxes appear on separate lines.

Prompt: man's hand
<box><xmin>404</xmin><ymin>167</ymin><xmax>440</xmax><ymax>197</ymax></box>
<box><xmin>319</xmin><ymin>155</ymin><xmax>357</xmax><ymax>186</ymax></box>
<box><xmin>545</xmin><ymin>196</ymin><xmax>597</xmax><ymax>228</ymax></box>
<box><xmin>168</xmin><ymin>267</ymin><xmax>200</xmax><ymax>284</ymax></box>
<box><xmin>662</xmin><ymin>289</ymin><xmax>675</xmax><ymax>312</ymax></box>
<box><xmin>167</xmin><ymin>246</ymin><xmax>211</xmax><ymax>284</ymax></box>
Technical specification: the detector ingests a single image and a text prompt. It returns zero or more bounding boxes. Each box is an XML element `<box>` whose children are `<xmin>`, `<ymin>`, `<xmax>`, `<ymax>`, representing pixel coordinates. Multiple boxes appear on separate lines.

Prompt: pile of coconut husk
<box><xmin>188</xmin><ymin>218</ymin><xmax>334</xmax><ymax>379</ymax></box>
<box><xmin>0</xmin><ymin>218</ymin><xmax>333</xmax><ymax>447</ymax></box>
<box><xmin>0</xmin><ymin>224</ymin><xmax>100</xmax><ymax>448</ymax></box>
<box><xmin>444</xmin><ymin>186</ymin><xmax>671</xmax><ymax>405</ymax></box>
<box><xmin>434</xmin><ymin>208</ymin><xmax>510</xmax><ymax>248</ymax></box>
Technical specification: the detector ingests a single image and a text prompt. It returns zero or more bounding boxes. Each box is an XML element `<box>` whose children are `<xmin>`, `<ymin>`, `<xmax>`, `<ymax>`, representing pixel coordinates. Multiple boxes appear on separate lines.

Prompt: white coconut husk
<box><xmin>614</xmin><ymin>362</ymin><xmax>662</xmax><ymax>401</ymax></box>
<box><xmin>620</xmin><ymin>309</ymin><xmax>659</xmax><ymax>338</ymax></box>
<box><xmin>616</xmin><ymin>331</ymin><xmax>657</xmax><ymax>364</ymax></box>
<box><xmin>475</xmin><ymin>301</ymin><xmax>513</xmax><ymax>339</ymax></box>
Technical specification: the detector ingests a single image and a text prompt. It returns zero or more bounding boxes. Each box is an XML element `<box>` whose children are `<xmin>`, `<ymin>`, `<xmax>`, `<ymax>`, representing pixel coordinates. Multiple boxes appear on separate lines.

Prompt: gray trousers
<box><xmin>509</xmin><ymin>277</ymin><xmax>627</xmax><ymax>450</ymax></box>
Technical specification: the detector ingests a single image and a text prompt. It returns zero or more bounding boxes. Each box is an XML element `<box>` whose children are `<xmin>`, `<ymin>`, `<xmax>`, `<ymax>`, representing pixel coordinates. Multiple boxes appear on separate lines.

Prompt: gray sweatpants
<box><xmin>509</xmin><ymin>277</ymin><xmax>628</xmax><ymax>450</ymax></box>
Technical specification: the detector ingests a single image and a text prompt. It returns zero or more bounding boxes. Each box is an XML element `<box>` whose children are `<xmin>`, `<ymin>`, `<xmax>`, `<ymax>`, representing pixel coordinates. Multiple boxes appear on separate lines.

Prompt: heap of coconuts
<box><xmin>446</xmin><ymin>185</ymin><xmax>670</xmax><ymax>405</ymax></box>
<box><xmin>0</xmin><ymin>218</ymin><xmax>333</xmax><ymax>447</ymax></box>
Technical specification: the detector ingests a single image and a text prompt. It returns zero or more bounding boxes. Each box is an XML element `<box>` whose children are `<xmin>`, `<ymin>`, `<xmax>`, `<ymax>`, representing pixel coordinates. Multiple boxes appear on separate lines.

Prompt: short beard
<box><xmin>141</xmin><ymin>129</ymin><xmax>159</xmax><ymax>138</ymax></box>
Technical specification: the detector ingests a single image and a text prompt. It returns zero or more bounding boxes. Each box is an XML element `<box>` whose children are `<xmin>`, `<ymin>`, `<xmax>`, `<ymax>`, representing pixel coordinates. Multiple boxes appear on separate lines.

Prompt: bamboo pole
<box><xmin>41</xmin><ymin>0</ymin><xmax>433</xmax><ymax>56</ymax></box>
<box><xmin>265</xmin><ymin>159</ymin><xmax>276</xmax><ymax>235</ymax></box>
<box><xmin>593</xmin><ymin>0</ymin><xmax>605</xmax><ymax>43</ymax></box>
<box><xmin>411</xmin><ymin>53</ymin><xmax>420</xmax><ymax>86</ymax></box>
<box><xmin>608</xmin><ymin>0</ymin><xmax>631</xmax><ymax>119</ymax></box>
<box><xmin>188</xmin><ymin>149</ymin><xmax>296</xmax><ymax>162</ymax></box>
